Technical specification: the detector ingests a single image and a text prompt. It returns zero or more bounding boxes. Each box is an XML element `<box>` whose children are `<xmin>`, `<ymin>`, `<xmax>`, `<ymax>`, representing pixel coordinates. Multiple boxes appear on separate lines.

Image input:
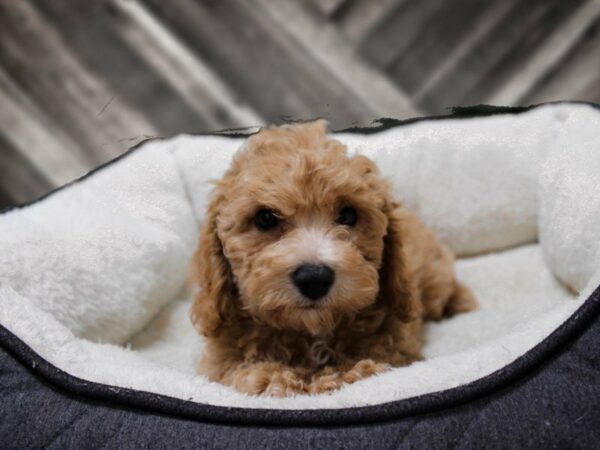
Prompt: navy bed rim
<box><xmin>1</xmin><ymin>288</ymin><xmax>598</xmax><ymax>427</ymax></box>
<box><xmin>1</xmin><ymin>101</ymin><xmax>599</xmax><ymax>427</ymax></box>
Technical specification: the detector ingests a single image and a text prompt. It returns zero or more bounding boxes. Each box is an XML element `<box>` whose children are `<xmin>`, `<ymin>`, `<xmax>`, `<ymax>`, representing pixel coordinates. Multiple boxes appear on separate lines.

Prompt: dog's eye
<box><xmin>254</xmin><ymin>209</ymin><xmax>280</xmax><ymax>230</ymax></box>
<box><xmin>336</xmin><ymin>206</ymin><xmax>357</xmax><ymax>226</ymax></box>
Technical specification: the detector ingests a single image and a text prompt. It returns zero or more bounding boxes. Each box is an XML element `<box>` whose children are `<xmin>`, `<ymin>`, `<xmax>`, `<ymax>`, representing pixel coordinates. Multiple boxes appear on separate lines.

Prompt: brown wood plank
<box><xmin>142</xmin><ymin>0</ymin><xmax>383</xmax><ymax>128</ymax></box>
<box><xmin>0</xmin><ymin>0</ymin><xmax>158</xmax><ymax>161</ymax></box>
<box><xmin>418</xmin><ymin>0</ymin><xmax>586</xmax><ymax>111</ymax></box>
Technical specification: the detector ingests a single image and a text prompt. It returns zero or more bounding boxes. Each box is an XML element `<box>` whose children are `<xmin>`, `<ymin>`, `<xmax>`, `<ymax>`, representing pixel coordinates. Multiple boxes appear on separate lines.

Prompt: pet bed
<box><xmin>1</xmin><ymin>102</ymin><xmax>599</xmax><ymax>448</ymax></box>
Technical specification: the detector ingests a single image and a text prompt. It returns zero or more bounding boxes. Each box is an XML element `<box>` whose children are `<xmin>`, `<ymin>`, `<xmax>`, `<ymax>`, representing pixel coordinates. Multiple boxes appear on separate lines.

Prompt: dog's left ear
<box><xmin>378</xmin><ymin>201</ymin><xmax>422</xmax><ymax>322</ymax></box>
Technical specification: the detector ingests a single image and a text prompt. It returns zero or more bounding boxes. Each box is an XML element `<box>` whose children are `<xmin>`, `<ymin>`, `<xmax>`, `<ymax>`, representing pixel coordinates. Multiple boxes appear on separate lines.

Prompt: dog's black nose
<box><xmin>292</xmin><ymin>264</ymin><xmax>335</xmax><ymax>301</ymax></box>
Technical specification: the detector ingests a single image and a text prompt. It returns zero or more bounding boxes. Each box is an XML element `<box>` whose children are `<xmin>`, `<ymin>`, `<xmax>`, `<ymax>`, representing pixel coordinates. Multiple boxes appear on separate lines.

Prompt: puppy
<box><xmin>190</xmin><ymin>121</ymin><xmax>476</xmax><ymax>397</ymax></box>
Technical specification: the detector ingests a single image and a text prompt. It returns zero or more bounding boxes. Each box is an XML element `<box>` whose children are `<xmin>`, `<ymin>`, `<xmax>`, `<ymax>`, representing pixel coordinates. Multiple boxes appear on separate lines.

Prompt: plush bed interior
<box><xmin>1</xmin><ymin>103</ymin><xmax>599</xmax><ymax>410</ymax></box>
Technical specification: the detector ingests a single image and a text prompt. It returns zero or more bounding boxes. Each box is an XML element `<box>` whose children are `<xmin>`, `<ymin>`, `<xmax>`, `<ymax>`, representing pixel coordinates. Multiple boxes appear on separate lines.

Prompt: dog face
<box><xmin>191</xmin><ymin>121</ymin><xmax>415</xmax><ymax>337</ymax></box>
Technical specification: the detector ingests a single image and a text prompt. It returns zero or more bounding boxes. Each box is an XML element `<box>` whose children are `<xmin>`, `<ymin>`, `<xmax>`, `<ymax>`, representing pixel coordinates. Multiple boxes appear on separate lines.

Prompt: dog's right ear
<box><xmin>189</xmin><ymin>189</ymin><xmax>237</xmax><ymax>338</ymax></box>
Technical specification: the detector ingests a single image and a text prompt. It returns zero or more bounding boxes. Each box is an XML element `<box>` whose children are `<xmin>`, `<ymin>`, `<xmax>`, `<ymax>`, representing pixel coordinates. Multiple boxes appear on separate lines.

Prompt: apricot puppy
<box><xmin>190</xmin><ymin>121</ymin><xmax>476</xmax><ymax>397</ymax></box>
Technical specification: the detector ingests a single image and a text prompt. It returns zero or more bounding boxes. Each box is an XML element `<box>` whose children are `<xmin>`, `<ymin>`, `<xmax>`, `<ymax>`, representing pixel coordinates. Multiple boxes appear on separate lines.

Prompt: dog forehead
<box><xmin>236</xmin><ymin>151</ymin><xmax>368</xmax><ymax>201</ymax></box>
<box><xmin>245</xmin><ymin>145</ymin><xmax>341</xmax><ymax>174</ymax></box>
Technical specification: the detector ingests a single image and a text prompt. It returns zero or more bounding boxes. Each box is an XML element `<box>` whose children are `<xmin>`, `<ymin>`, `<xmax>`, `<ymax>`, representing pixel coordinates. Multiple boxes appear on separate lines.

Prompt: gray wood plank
<box><xmin>418</xmin><ymin>0</ymin><xmax>585</xmax><ymax>111</ymax></box>
<box><xmin>359</xmin><ymin>0</ymin><xmax>442</xmax><ymax>69</ymax></box>
<box><xmin>387</xmin><ymin>0</ymin><xmax>514</xmax><ymax>96</ymax></box>
<box><xmin>30</xmin><ymin>0</ymin><xmax>222</xmax><ymax>135</ymax></box>
<box><xmin>0</xmin><ymin>70</ymin><xmax>91</xmax><ymax>186</ymax></box>
<box><xmin>0</xmin><ymin>0</ymin><xmax>158</xmax><ymax>161</ymax></box>
<box><xmin>487</xmin><ymin>0</ymin><xmax>600</xmax><ymax>105</ymax></box>
<box><xmin>113</xmin><ymin>0</ymin><xmax>263</xmax><ymax>128</ymax></box>
<box><xmin>307</xmin><ymin>0</ymin><xmax>348</xmax><ymax>17</ymax></box>
<box><xmin>462</xmin><ymin>0</ymin><xmax>587</xmax><ymax>107</ymax></box>
<box><xmin>336</xmin><ymin>0</ymin><xmax>402</xmax><ymax>43</ymax></box>
<box><xmin>255</xmin><ymin>0</ymin><xmax>420</xmax><ymax>119</ymax></box>
<box><xmin>1</xmin><ymin>0</ymin><xmax>598</xmax><ymax>208</ymax></box>
<box><xmin>142</xmin><ymin>0</ymin><xmax>384</xmax><ymax>128</ymax></box>
<box><xmin>411</xmin><ymin>0</ymin><xmax>516</xmax><ymax>104</ymax></box>
<box><xmin>0</xmin><ymin>132</ymin><xmax>54</xmax><ymax>205</ymax></box>
<box><xmin>524</xmin><ymin>15</ymin><xmax>600</xmax><ymax>105</ymax></box>
<box><xmin>0</xmin><ymin>186</ymin><xmax>15</xmax><ymax>210</ymax></box>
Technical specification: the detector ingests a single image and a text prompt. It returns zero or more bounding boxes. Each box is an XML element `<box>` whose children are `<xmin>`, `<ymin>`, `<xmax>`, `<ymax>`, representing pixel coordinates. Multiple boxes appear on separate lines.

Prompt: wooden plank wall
<box><xmin>1</xmin><ymin>0</ymin><xmax>599</xmax><ymax>208</ymax></box>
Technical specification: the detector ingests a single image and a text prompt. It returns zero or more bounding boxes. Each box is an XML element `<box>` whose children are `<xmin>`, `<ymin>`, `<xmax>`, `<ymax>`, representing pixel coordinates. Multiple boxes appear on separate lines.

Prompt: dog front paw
<box><xmin>230</xmin><ymin>363</ymin><xmax>305</xmax><ymax>397</ymax></box>
<box><xmin>263</xmin><ymin>369</ymin><xmax>306</xmax><ymax>397</ymax></box>
<box><xmin>341</xmin><ymin>359</ymin><xmax>390</xmax><ymax>384</ymax></box>
<box><xmin>308</xmin><ymin>371</ymin><xmax>344</xmax><ymax>394</ymax></box>
<box><xmin>307</xmin><ymin>360</ymin><xmax>390</xmax><ymax>394</ymax></box>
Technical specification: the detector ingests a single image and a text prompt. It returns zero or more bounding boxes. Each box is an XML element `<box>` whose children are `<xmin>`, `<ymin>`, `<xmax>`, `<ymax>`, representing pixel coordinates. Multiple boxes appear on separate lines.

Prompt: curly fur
<box><xmin>190</xmin><ymin>120</ymin><xmax>476</xmax><ymax>397</ymax></box>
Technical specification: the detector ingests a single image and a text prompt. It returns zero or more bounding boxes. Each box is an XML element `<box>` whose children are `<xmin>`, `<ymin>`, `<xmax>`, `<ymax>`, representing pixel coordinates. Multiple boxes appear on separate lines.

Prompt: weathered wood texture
<box><xmin>0</xmin><ymin>0</ymin><xmax>598</xmax><ymax>208</ymax></box>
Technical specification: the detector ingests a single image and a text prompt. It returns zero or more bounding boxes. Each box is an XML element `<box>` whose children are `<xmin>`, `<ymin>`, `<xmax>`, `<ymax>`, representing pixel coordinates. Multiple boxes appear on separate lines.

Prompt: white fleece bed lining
<box><xmin>1</xmin><ymin>103</ymin><xmax>599</xmax><ymax>410</ymax></box>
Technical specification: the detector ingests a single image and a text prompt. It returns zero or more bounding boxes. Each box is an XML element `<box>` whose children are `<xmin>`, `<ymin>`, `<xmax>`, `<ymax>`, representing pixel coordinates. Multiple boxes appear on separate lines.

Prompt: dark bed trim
<box><xmin>1</xmin><ymin>101</ymin><xmax>599</xmax><ymax>427</ymax></box>
<box><xmin>1</xmin><ymin>287</ymin><xmax>599</xmax><ymax>427</ymax></box>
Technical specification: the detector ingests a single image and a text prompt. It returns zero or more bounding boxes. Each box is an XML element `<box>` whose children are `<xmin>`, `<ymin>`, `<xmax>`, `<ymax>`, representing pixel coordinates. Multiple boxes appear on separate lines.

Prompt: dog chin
<box><xmin>289</xmin><ymin>309</ymin><xmax>341</xmax><ymax>336</ymax></box>
<box><xmin>257</xmin><ymin>304</ymin><xmax>342</xmax><ymax>336</ymax></box>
